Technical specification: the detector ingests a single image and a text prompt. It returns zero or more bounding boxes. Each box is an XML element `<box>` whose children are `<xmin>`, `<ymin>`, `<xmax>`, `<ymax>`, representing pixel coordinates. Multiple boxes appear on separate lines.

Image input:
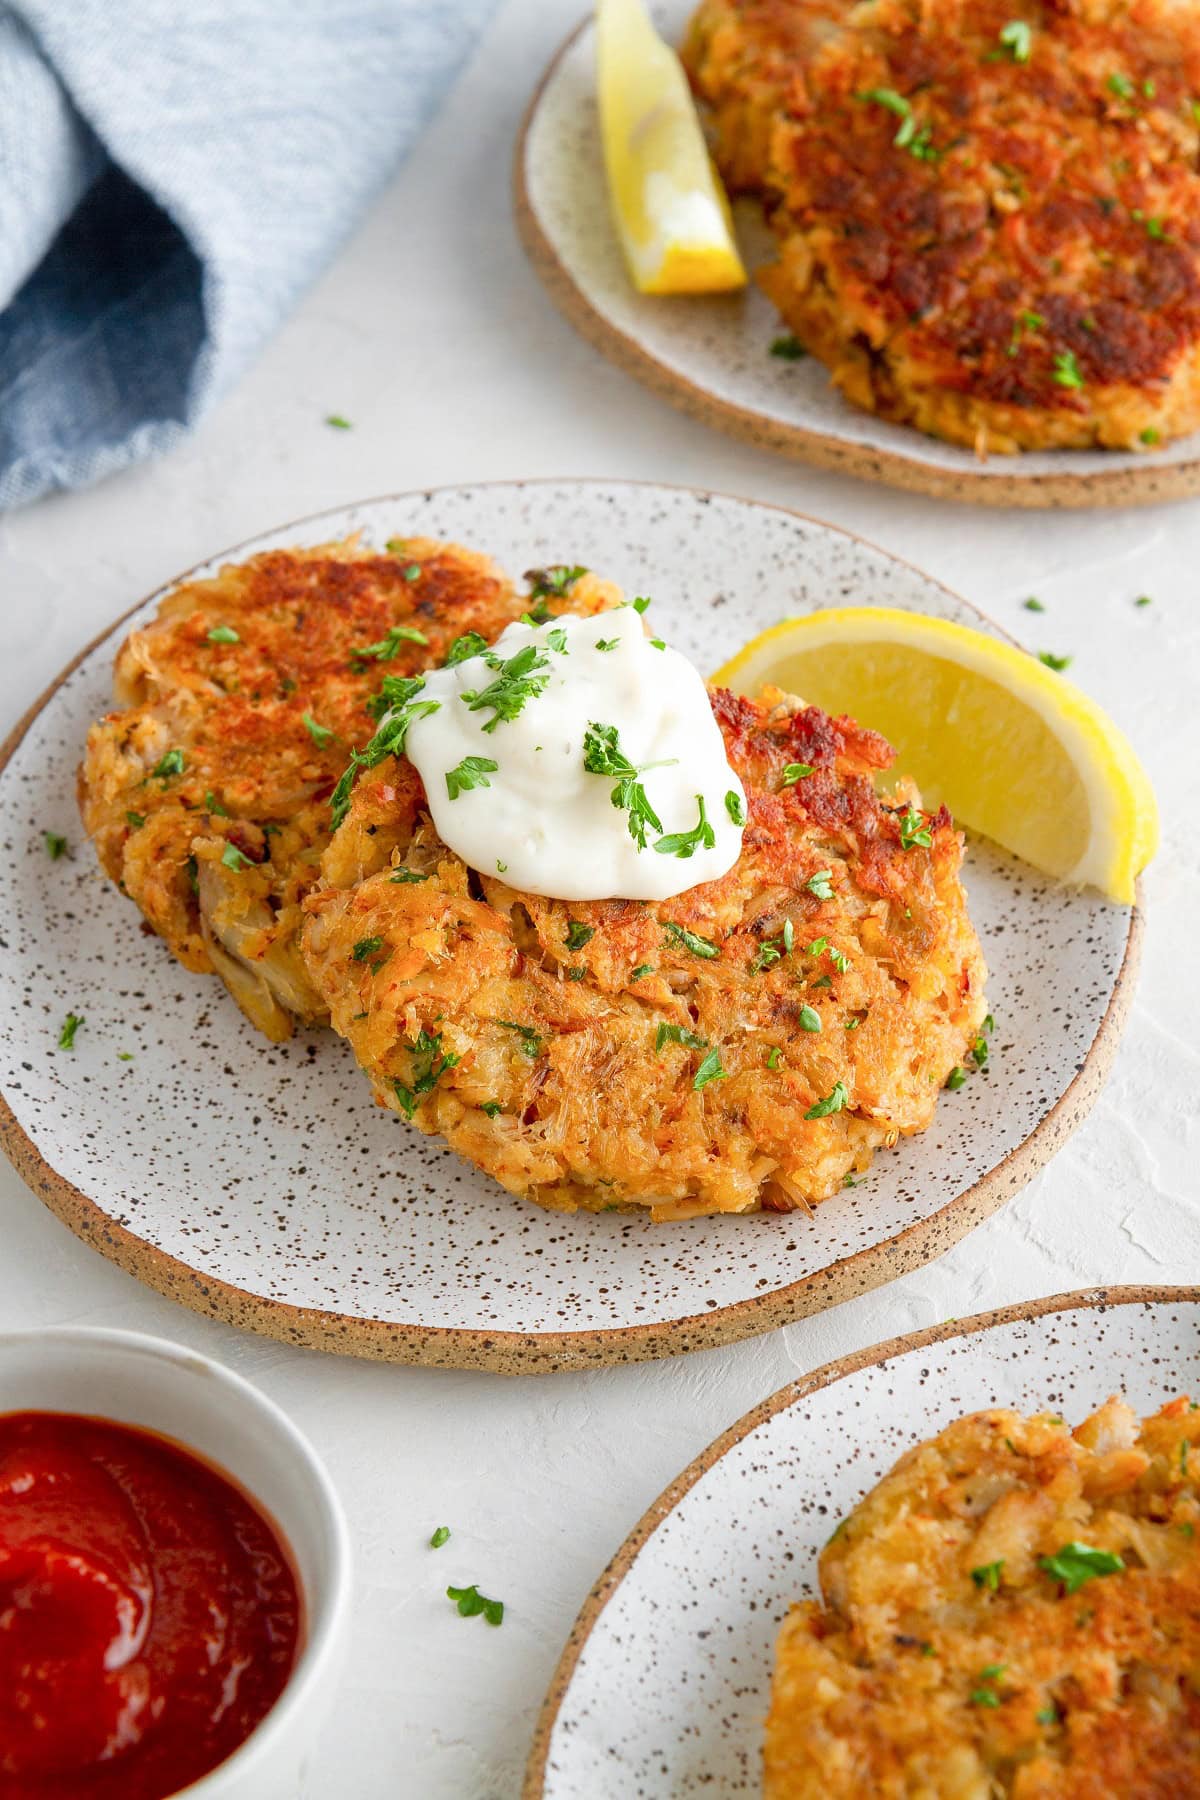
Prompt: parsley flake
<box><xmin>693</xmin><ymin>1047</ymin><xmax>727</xmax><ymax>1090</ymax></box>
<box><xmin>444</xmin><ymin>632</ymin><xmax>489</xmax><ymax>667</ymax></box>
<box><xmin>898</xmin><ymin>809</ymin><xmax>933</xmax><ymax>850</ymax></box>
<box><xmin>805</xmin><ymin>1080</ymin><xmax>849</xmax><ymax>1120</ymax></box>
<box><xmin>1053</xmin><ymin>350</ymin><xmax>1085</xmax><ymax>390</ymax></box>
<box><xmin>57</xmin><ymin>1013</ymin><xmax>83</xmax><ymax>1050</ymax></box>
<box><xmin>998</xmin><ymin>19</ymin><xmax>1032</xmax><ymax>61</ymax></box>
<box><xmin>594</xmin><ymin>637</ymin><xmax>619</xmax><ymax>652</ymax></box>
<box><xmin>945</xmin><ymin>1065</ymin><xmax>967</xmax><ymax>1090</ymax></box>
<box><xmin>461</xmin><ymin>643</ymin><xmax>551</xmax><ymax>732</ymax></box>
<box><xmin>972</xmin><ymin>1560</ymin><xmax>1004</xmax><ymax>1591</ymax></box>
<box><xmin>352</xmin><ymin>624</ymin><xmax>429</xmax><ymax>663</ymax></box>
<box><xmin>429</xmin><ymin>1526</ymin><xmax>451</xmax><ymax>1549</ymax></box>
<box><xmin>480</xmin><ymin>1101</ymin><xmax>503</xmax><ymax>1118</ymax></box>
<box><xmin>725</xmin><ymin>790</ymin><xmax>746</xmax><ymax>826</ymax></box>
<box><xmin>765</xmin><ymin>1046</ymin><xmax>782</xmax><ymax>1068</ymax></box>
<box><xmin>582</xmin><ymin>721</ymin><xmax>671</xmax><ymax>851</ymax></box>
<box><xmin>221</xmin><ymin>842</ymin><xmax>253</xmax><ymax>871</ymax></box>
<box><xmin>656</xmin><ymin>1023</ymin><xmax>709</xmax><ymax>1054</ymax></box>
<box><xmin>1023</xmin><ymin>596</ymin><xmax>1046</xmax><ymax>612</ymax></box>
<box><xmin>446</xmin><ymin>1584</ymin><xmax>504</xmax><ymax>1627</ymax></box>
<box><xmin>654</xmin><ymin>794</ymin><xmax>716</xmax><ymax>859</ymax></box>
<box><xmin>781</xmin><ymin>763</ymin><xmax>815</xmax><ymax>786</ymax></box>
<box><xmin>798</xmin><ymin>1004</ymin><xmax>822</xmax><ymax>1033</ymax></box>
<box><xmin>806</xmin><ymin>868</ymin><xmax>834</xmax><ymax>901</ymax></box>
<box><xmin>43</xmin><ymin>831</ymin><xmax>69</xmax><ymax>860</ymax></box>
<box><xmin>526</xmin><ymin>564</ymin><xmax>587</xmax><ymax>600</ymax></box>
<box><xmin>390</xmin><ymin>867</ymin><xmax>431</xmax><ymax>883</ymax></box>
<box><xmin>125</xmin><ymin>811</ymin><xmax>146</xmax><ymax>829</ymax></box>
<box><xmin>1038</xmin><ymin>650</ymin><xmax>1073</xmax><ymax>671</ymax></box>
<box><xmin>330</xmin><ymin>675</ymin><xmax>442</xmax><ymax>828</ymax></box>
<box><xmin>663</xmin><ymin>921</ymin><xmax>720</xmax><ymax>959</ymax></box>
<box><xmin>393</xmin><ymin>1028</ymin><xmax>460</xmax><ymax>1117</ymax></box>
<box><xmin>630</xmin><ymin>964</ymin><xmax>653</xmax><ymax>982</ymax></box>
<box><xmin>770</xmin><ymin>334</ymin><xmax>807</xmax><ymax>360</ymax></box>
<box><xmin>352</xmin><ymin>935</ymin><xmax>385</xmax><ymax>962</ymax></box>
<box><xmin>497</xmin><ymin>1020</ymin><xmax>543</xmax><ymax>1057</ymax></box>
<box><xmin>1134</xmin><ymin>594</ymin><xmax>1153</xmax><ymax>608</ymax></box>
<box><xmin>151</xmin><ymin>748</ymin><xmax>185</xmax><ymax>781</ymax></box>
<box><xmin>325</xmin><ymin>414</ymin><xmax>352</xmax><ymax>429</ymax></box>
<box><xmin>302</xmin><ymin>712</ymin><xmax>334</xmax><ymax>748</ymax></box>
<box><xmin>446</xmin><ymin>755</ymin><xmax>499</xmax><ymax>800</ymax></box>
<box><xmin>565</xmin><ymin>921</ymin><xmax>595</xmax><ymax>951</ymax></box>
<box><xmin>1039</xmin><ymin>1542</ymin><xmax>1125</xmax><ymax>1594</ymax></box>
<box><xmin>206</xmin><ymin>624</ymin><xmax>240</xmax><ymax>644</ymax></box>
<box><xmin>1140</xmin><ymin>427</ymin><xmax>1161</xmax><ymax>446</ymax></box>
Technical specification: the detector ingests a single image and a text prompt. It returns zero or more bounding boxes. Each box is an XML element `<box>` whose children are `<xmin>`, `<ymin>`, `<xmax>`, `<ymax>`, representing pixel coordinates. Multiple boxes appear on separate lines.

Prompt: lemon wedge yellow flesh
<box><xmin>712</xmin><ymin>609</ymin><xmax>1157</xmax><ymax>904</ymax></box>
<box><xmin>595</xmin><ymin>0</ymin><xmax>747</xmax><ymax>295</ymax></box>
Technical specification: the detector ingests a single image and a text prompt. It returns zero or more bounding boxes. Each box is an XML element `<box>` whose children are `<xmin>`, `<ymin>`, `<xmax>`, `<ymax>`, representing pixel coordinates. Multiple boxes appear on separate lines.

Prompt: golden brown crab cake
<box><xmin>766</xmin><ymin>1394</ymin><xmax>1200</xmax><ymax>1798</ymax></box>
<box><xmin>301</xmin><ymin>682</ymin><xmax>986</xmax><ymax>1220</ymax></box>
<box><xmin>77</xmin><ymin>538</ymin><xmax>581</xmax><ymax>1040</ymax></box>
<box><xmin>685</xmin><ymin>0</ymin><xmax>1200</xmax><ymax>453</ymax></box>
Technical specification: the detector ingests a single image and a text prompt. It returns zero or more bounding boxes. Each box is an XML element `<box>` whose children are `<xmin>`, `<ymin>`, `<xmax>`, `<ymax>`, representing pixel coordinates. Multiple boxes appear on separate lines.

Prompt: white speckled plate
<box><xmin>515</xmin><ymin>9</ymin><xmax>1200</xmax><ymax>511</ymax></box>
<box><xmin>0</xmin><ymin>483</ymin><xmax>1140</xmax><ymax>1371</ymax></box>
<box><xmin>526</xmin><ymin>1286</ymin><xmax>1200</xmax><ymax>1796</ymax></box>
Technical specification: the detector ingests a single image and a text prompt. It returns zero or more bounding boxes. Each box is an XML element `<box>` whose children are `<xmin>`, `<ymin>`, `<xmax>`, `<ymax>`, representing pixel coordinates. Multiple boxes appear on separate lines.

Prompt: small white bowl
<box><xmin>0</xmin><ymin>1327</ymin><xmax>352</xmax><ymax>1799</ymax></box>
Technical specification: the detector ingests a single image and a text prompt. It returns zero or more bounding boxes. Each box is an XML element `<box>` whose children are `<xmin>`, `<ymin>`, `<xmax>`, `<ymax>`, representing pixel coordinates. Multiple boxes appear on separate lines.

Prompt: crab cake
<box><xmin>78</xmin><ymin>537</ymin><xmax>528</xmax><ymax>1041</ymax></box>
<box><xmin>301</xmin><ymin>678</ymin><xmax>986</xmax><ymax>1221</ymax></box>
<box><xmin>766</xmin><ymin>1396</ymin><xmax>1200</xmax><ymax>1798</ymax></box>
<box><xmin>684</xmin><ymin>0</ymin><xmax>1200</xmax><ymax>454</ymax></box>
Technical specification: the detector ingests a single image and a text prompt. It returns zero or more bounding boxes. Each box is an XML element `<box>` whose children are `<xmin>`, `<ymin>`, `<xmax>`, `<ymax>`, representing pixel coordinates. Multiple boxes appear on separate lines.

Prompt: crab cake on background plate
<box><xmin>684</xmin><ymin>0</ymin><xmax>1200</xmax><ymax>454</ymax></box>
<box><xmin>302</xmin><ymin>661</ymin><xmax>986</xmax><ymax>1222</ymax></box>
<box><xmin>766</xmin><ymin>1394</ymin><xmax>1200</xmax><ymax>1797</ymax></box>
<box><xmin>78</xmin><ymin>537</ymin><xmax>528</xmax><ymax>1041</ymax></box>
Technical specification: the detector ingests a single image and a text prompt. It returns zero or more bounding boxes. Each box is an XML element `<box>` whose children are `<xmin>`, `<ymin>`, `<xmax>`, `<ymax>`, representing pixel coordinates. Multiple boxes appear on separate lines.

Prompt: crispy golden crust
<box><xmin>301</xmin><ymin>677</ymin><xmax>986</xmax><ymax>1220</ymax></box>
<box><xmin>766</xmin><ymin>1396</ymin><xmax>1200</xmax><ymax>1799</ymax></box>
<box><xmin>684</xmin><ymin>0</ymin><xmax>1200</xmax><ymax>453</ymax></box>
<box><xmin>77</xmin><ymin>538</ymin><xmax>524</xmax><ymax>1039</ymax></box>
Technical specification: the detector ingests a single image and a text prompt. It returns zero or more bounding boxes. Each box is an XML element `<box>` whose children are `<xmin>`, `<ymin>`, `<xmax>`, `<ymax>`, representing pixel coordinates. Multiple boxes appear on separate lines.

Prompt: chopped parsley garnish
<box><xmin>807</xmin><ymin>936</ymin><xmax>850</xmax><ymax>974</ymax></box>
<box><xmin>945</xmin><ymin>1065</ymin><xmax>967</xmax><ymax>1090</ymax></box>
<box><xmin>461</xmin><ymin>643</ymin><xmax>551</xmax><ymax>732</ymax></box>
<box><xmin>725</xmin><ymin>790</ymin><xmax>746</xmax><ymax>826</ymax></box>
<box><xmin>43</xmin><ymin>831</ymin><xmax>69</xmax><ymax>860</ymax></box>
<box><xmin>526</xmin><ymin>564</ymin><xmax>588</xmax><ymax>600</ymax></box>
<box><xmin>1140</xmin><ymin>427</ymin><xmax>1161</xmax><ymax>446</ymax></box>
<box><xmin>1007</xmin><ymin>310</ymin><xmax>1045</xmax><ymax>356</ymax></box>
<box><xmin>649</xmin><ymin>638</ymin><xmax>666</xmax><ymax>651</ymax></box>
<box><xmin>497</xmin><ymin>1020</ymin><xmax>543</xmax><ymax>1057</ymax></box>
<box><xmin>859</xmin><ymin>86</ymin><xmax>937</xmax><ymax>158</ymax></box>
<box><xmin>480</xmin><ymin>1101</ymin><xmax>503</xmax><ymax>1117</ymax></box>
<box><xmin>325</xmin><ymin>414</ymin><xmax>352</xmax><ymax>429</ymax></box>
<box><xmin>429</xmin><ymin>1526</ymin><xmax>451</xmax><ymax>1549</ymax></box>
<box><xmin>402</xmin><ymin>564</ymin><xmax>421</xmax><ymax>582</ymax></box>
<box><xmin>998</xmin><ymin>19</ymin><xmax>1032</xmax><ymax>61</ymax></box>
<box><xmin>352</xmin><ymin>624</ymin><xmax>429</xmax><ymax>663</ymax></box>
<box><xmin>151</xmin><ymin>748</ymin><xmax>185</xmax><ymax>781</ymax></box>
<box><xmin>805</xmin><ymin>1080</ymin><xmax>849</xmax><ymax>1120</ymax></box>
<box><xmin>781</xmin><ymin>762</ymin><xmax>815</xmax><ymax>786</ymax></box>
<box><xmin>693</xmin><ymin>1047</ymin><xmax>727</xmax><ymax>1090</ymax></box>
<box><xmin>330</xmin><ymin>675</ymin><xmax>441</xmax><ymax>828</ymax></box>
<box><xmin>1107</xmin><ymin>71</ymin><xmax>1135</xmax><ymax>99</ymax></box>
<box><xmin>770</xmin><ymin>333</ymin><xmax>807</xmax><ymax>360</ymax></box>
<box><xmin>393</xmin><ymin>1028</ymin><xmax>460</xmax><ymax>1118</ymax></box>
<box><xmin>204</xmin><ymin>791</ymin><xmax>230</xmax><ymax>817</ymax></box>
<box><xmin>1036</xmin><ymin>1704</ymin><xmax>1059</xmax><ymax>1726</ymax></box>
<box><xmin>446</xmin><ymin>1584</ymin><xmax>504</xmax><ymax>1627</ymax></box>
<box><xmin>126</xmin><ymin>811</ymin><xmax>146</xmax><ymax>829</ymax></box>
<box><xmin>390</xmin><ymin>866</ymin><xmax>430</xmax><ymax>883</ymax></box>
<box><xmin>1145</xmin><ymin>216</ymin><xmax>1168</xmax><ymax>241</ymax></box>
<box><xmin>752</xmin><ymin>918</ymin><xmax>794</xmax><ymax>973</ymax></box>
<box><xmin>352</xmin><ymin>936</ymin><xmax>385</xmax><ymax>962</ymax></box>
<box><xmin>798</xmin><ymin>1004</ymin><xmax>822</xmax><ymax>1033</ymax></box>
<box><xmin>595</xmin><ymin>637</ymin><xmax>619</xmax><ymax>652</ymax></box>
<box><xmin>1023</xmin><ymin>596</ymin><xmax>1046</xmax><ymax>612</ymax></box>
<box><xmin>765</xmin><ymin>1046</ymin><xmax>781</xmax><ymax>1068</ymax></box>
<box><xmin>385</xmin><ymin>538</ymin><xmax>407</xmax><ymax>554</ymax></box>
<box><xmin>898</xmin><ymin>808</ymin><xmax>933</xmax><ymax>850</ymax></box>
<box><xmin>444</xmin><ymin>631</ymin><xmax>489</xmax><ymax>667</ymax></box>
<box><xmin>206</xmin><ymin>624</ymin><xmax>240</xmax><ymax>644</ymax></box>
<box><xmin>1053</xmin><ymin>350</ymin><xmax>1085</xmax><ymax>390</ymax></box>
<box><xmin>546</xmin><ymin>627</ymin><xmax>569</xmax><ymax>654</ymax></box>
<box><xmin>970</xmin><ymin>1686</ymin><xmax>1002</xmax><ymax>1709</ymax></box>
<box><xmin>1135</xmin><ymin>594</ymin><xmax>1153</xmax><ymax>608</ymax></box>
<box><xmin>656</xmin><ymin>1023</ymin><xmax>709</xmax><ymax>1054</ymax></box>
<box><xmin>302</xmin><ymin>712</ymin><xmax>334</xmax><ymax>748</ymax></box>
<box><xmin>972</xmin><ymin>1560</ymin><xmax>1004</xmax><ymax>1591</ymax></box>
<box><xmin>1039</xmin><ymin>1542</ymin><xmax>1125</xmax><ymax>1593</ymax></box>
<box><xmin>663</xmin><ymin>920</ymin><xmax>720</xmax><ymax>959</ymax></box>
<box><xmin>221</xmin><ymin>842</ymin><xmax>253</xmax><ymax>871</ymax></box>
<box><xmin>630</xmin><ymin>964</ymin><xmax>653</xmax><ymax>982</ymax></box>
<box><xmin>632</xmin><ymin>596</ymin><xmax>652</xmax><ymax>615</ymax></box>
<box><xmin>1038</xmin><ymin>650</ymin><xmax>1073</xmax><ymax>671</ymax></box>
<box><xmin>57</xmin><ymin>1013</ymin><xmax>83</xmax><ymax>1050</ymax></box>
<box><xmin>565</xmin><ymin>921</ymin><xmax>595</xmax><ymax>951</ymax></box>
<box><xmin>582</xmin><ymin>721</ymin><xmax>670</xmax><ymax>851</ymax></box>
<box><xmin>654</xmin><ymin>795</ymin><xmax>716</xmax><ymax>860</ymax></box>
<box><xmin>445</xmin><ymin>755</ymin><xmax>499</xmax><ymax>799</ymax></box>
<box><xmin>806</xmin><ymin>868</ymin><xmax>834</xmax><ymax>900</ymax></box>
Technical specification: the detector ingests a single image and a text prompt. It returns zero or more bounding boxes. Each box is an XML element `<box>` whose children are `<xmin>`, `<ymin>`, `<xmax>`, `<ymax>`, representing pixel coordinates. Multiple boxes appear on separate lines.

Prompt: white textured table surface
<box><xmin>1</xmin><ymin>2</ymin><xmax>1197</xmax><ymax>1794</ymax></box>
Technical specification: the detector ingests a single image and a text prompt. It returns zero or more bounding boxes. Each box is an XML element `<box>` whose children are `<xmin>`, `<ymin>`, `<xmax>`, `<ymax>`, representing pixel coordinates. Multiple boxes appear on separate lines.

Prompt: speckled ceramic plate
<box><xmin>0</xmin><ymin>482</ymin><xmax>1140</xmax><ymax>1372</ymax></box>
<box><xmin>526</xmin><ymin>1286</ymin><xmax>1200</xmax><ymax>1795</ymax></box>
<box><xmin>515</xmin><ymin>9</ymin><xmax>1200</xmax><ymax>510</ymax></box>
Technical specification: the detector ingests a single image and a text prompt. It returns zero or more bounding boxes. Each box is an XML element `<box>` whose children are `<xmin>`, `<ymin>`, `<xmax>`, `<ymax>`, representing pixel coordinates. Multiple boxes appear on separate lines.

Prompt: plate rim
<box><xmin>522</xmin><ymin>1282</ymin><xmax>1200</xmax><ymax>1796</ymax></box>
<box><xmin>513</xmin><ymin>15</ymin><xmax>1200</xmax><ymax>513</ymax></box>
<box><xmin>0</xmin><ymin>477</ymin><xmax>1143</xmax><ymax>1373</ymax></box>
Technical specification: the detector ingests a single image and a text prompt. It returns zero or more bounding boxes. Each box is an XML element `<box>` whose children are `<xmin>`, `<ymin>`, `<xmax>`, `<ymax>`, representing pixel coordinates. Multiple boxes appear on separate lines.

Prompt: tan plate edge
<box><xmin>513</xmin><ymin>18</ymin><xmax>1200</xmax><ymax>513</ymax></box>
<box><xmin>0</xmin><ymin>478</ymin><xmax>1143</xmax><ymax>1374</ymax></box>
<box><xmin>522</xmin><ymin>1283</ymin><xmax>1200</xmax><ymax>1795</ymax></box>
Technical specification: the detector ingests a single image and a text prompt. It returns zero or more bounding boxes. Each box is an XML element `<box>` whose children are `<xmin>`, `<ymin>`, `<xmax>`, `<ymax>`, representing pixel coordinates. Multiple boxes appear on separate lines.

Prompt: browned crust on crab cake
<box><xmin>78</xmin><ymin>538</ymin><xmax>533</xmax><ymax>1040</ymax></box>
<box><xmin>684</xmin><ymin>0</ymin><xmax>1200</xmax><ymax>453</ymax></box>
<box><xmin>766</xmin><ymin>1395</ymin><xmax>1200</xmax><ymax>1797</ymax></box>
<box><xmin>301</xmin><ymin>680</ymin><xmax>986</xmax><ymax>1221</ymax></box>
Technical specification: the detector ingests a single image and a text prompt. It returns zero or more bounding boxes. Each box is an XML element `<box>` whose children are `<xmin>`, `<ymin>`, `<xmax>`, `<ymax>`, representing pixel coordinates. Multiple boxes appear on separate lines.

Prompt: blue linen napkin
<box><xmin>0</xmin><ymin>1</ymin><xmax>496</xmax><ymax>510</ymax></box>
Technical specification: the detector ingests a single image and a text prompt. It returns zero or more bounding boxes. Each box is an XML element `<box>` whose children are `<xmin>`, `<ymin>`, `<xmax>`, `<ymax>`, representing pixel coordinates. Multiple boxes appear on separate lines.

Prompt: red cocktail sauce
<box><xmin>0</xmin><ymin>1411</ymin><xmax>302</xmax><ymax>1798</ymax></box>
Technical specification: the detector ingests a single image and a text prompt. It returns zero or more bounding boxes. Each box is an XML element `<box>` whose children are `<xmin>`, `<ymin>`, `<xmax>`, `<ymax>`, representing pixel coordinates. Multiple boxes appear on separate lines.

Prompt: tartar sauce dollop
<box><xmin>403</xmin><ymin>603</ymin><xmax>745</xmax><ymax>901</ymax></box>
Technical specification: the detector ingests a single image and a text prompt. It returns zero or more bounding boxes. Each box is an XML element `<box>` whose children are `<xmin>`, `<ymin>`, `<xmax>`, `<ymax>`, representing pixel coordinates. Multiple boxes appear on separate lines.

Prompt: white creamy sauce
<box><xmin>403</xmin><ymin>605</ymin><xmax>745</xmax><ymax>901</ymax></box>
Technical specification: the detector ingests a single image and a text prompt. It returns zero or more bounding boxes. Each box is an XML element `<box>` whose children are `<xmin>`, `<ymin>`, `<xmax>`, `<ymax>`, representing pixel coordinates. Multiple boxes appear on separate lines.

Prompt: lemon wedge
<box><xmin>595</xmin><ymin>0</ymin><xmax>747</xmax><ymax>295</ymax></box>
<box><xmin>712</xmin><ymin>609</ymin><xmax>1157</xmax><ymax>903</ymax></box>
